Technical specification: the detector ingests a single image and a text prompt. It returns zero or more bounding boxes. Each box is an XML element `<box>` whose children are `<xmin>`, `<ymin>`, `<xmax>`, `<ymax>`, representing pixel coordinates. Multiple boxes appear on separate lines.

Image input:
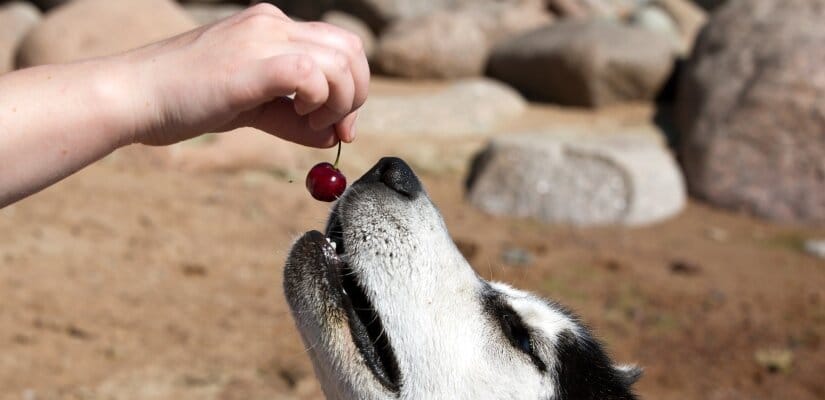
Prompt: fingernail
<box><xmin>347</xmin><ymin>112</ymin><xmax>358</xmax><ymax>142</ymax></box>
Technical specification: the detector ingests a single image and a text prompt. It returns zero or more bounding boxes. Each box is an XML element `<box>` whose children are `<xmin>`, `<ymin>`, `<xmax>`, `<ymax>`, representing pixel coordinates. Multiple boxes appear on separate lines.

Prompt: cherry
<box><xmin>306</xmin><ymin>142</ymin><xmax>346</xmax><ymax>202</ymax></box>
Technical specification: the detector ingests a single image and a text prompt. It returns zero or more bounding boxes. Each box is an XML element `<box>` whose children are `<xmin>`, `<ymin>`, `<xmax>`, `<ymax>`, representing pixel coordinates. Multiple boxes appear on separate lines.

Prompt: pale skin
<box><xmin>0</xmin><ymin>3</ymin><xmax>369</xmax><ymax>208</ymax></box>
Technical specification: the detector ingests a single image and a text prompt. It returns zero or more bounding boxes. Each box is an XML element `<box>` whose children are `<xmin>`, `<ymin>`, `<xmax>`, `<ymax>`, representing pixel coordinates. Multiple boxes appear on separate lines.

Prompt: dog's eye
<box><xmin>484</xmin><ymin>292</ymin><xmax>547</xmax><ymax>372</ymax></box>
<box><xmin>503</xmin><ymin>313</ymin><xmax>534</xmax><ymax>354</ymax></box>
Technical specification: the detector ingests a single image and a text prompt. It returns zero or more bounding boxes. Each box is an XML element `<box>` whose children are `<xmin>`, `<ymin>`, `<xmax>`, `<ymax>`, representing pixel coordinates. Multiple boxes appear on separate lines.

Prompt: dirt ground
<box><xmin>1</xmin><ymin>79</ymin><xmax>823</xmax><ymax>400</ymax></box>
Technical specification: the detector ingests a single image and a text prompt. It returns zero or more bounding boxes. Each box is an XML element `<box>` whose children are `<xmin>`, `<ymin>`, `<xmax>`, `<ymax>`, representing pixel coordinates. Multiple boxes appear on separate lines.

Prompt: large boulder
<box><xmin>0</xmin><ymin>2</ymin><xmax>40</xmax><ymax>73</ymax></box>
<box><xmin>376</xmin><ymin>2</ymin><xmax>551</xmax><ymax>78</ymax></box>
<box><xmin>358</xmin><ymin>78</ymin><xmax>526</xmax><ymax>135</ymax></box>
<box><xmin>466</xmin><ymin>128</ymin><xmax>686</xmax><ymax>226</ymax></box>
<box><xmin>487</xmin><ymin>20</ymin><xmax>674</xmax><ymax>107</ymax></box>
<box><xmin>676</xmin><ymin>0</ymin><xmax>825</xmax><ymax>224</ymax></box>
<box><xmin>17</xmin><ymin>0</ymin><xmax>197</xmax><ymax>67</ymax></box>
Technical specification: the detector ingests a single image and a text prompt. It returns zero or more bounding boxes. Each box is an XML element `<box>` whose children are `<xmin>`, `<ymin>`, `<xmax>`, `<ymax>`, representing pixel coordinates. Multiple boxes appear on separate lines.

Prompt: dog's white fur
<box><xmin>284</xmin><ymin>158</ymin><xmax>639</xmax><ymax>400</ymax></box>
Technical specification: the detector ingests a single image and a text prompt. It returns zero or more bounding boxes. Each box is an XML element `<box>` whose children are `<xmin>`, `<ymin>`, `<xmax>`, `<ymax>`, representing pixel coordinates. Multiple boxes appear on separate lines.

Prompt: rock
<box><xmin>322</xmin><ymin>11</ymin><xmax>376</xmax><ymax>60</ymax></box>
<box><xmin>630</xmin><ymin>6</ymin><xmax>683</xmax><ymax>54</ymax></box>
<box><xmin>0</xmin><ymin>2</ymin><xmax>40</xmax><ymax>73</ymax></box>
<box><xmin>487</xmin><ymin>20</ymin><xmax>674</xmax><ymax>107</ymax></box>
<box><xmin>466</xmin><ymin>128</ymin><xmax>686</xmax><ymax>226</ymax></box>
<box><xmin>548</xmin><ymin>0</ymin><xmax>649</xmax><ymax>20</ymax></box>
<box><xmin>676</xmin><ymin>0</ymin><xmax>825</xmax><ymax>224</ymax></box>
<box><xmin>669</xmin><ymin>259</ymin><xmax>702</xmax><ymax>275</ymax></box>
<box><xmin>804</xmin><ymin>239</ymin><xmax>825</xmax><ymax>260</ymax></box>
<box><xmin>336</xmin><ymin>0</ymin><xmax>540</xmax><ymax>33</ymax></box>
<box><xmin>754</xmin><ymin>348</ymin><xmax>793</xmax><ymax>374</ymax></box>
<box><xmin>358</xmin><ymin>78</ymin><xmax>526</xmax><ymax>135</ymax></box>
<box><xmin>501</xmin><ymin>246</ymin><xmax>533</xmax><ymax>267</ymax></box>
<box><xmin>183</xmin><ymin>2</ymin><xmax>244</xmax><ymax>25</ymax></box>
<box><xmin>655</xmin><ymin>0</ymin><xmax>708</xmax><ymax>56</ymax></box>
<box><xmin>17</xmin><ymin>0</ymin><xmax>197</xmax><ymax>67</ymax></box>
<box><xmin>376</xmin><ymin>2</ymin><xmax>551</xmax><ymax>78</ymax></box>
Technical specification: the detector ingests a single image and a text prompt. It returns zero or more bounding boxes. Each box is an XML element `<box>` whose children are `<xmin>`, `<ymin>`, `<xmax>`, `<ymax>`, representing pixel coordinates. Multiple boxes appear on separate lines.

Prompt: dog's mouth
<box><xmin>325</xmin><ymin>213</ymin><xmax>402</xmax><ymax>393</ymax></box>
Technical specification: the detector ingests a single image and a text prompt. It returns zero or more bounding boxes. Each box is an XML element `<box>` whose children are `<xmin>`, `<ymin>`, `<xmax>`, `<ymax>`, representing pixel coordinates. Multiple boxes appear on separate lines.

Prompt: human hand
<box><xmin>116</xmin><ymin>3</ymin><xmax>368</xmax><ymax>148</ymax></box>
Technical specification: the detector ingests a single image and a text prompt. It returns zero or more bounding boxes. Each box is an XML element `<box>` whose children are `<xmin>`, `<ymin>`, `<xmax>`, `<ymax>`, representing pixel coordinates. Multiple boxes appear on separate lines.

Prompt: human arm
<box><xmin>0</xmin><ymin>3</ymin><xmax>368</xmax><ymax>207</ymax></box>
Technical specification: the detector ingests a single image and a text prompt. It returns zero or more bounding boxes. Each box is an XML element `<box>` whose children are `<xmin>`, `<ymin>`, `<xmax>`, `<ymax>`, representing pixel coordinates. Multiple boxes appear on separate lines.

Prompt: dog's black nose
<box><xmin>357</xmin><ymin>157</ymin><xmax>422</xmax><ymax>197</ymax></box>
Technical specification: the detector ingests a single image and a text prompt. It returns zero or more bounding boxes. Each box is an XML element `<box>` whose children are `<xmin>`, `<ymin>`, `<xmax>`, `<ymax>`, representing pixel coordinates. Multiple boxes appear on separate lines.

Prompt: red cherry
<box><xmin>306</xmin><ymin>162</ymin><xmax>346</xmax><ymax>202</ymax></box>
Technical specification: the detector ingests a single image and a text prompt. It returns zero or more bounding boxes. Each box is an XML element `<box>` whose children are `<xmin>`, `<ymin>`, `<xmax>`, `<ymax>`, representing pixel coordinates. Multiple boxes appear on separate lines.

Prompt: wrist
<box><xmin>84</xmin><ymin>56</ymin><xmax>147</xmax><ymax>149</ymax></box>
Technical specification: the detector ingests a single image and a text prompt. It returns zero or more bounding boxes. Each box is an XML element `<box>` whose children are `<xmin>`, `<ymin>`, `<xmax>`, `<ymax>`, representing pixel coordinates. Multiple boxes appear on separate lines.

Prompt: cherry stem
<box><xmin>333</xmin><ymin>141</ymin><xmax>342</xmax><ymax>169</ymax></box>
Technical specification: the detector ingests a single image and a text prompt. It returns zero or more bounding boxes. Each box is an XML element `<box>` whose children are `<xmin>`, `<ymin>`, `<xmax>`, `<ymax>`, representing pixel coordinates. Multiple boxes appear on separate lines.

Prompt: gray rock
<box><xmin>676</xmin><ymin>0</ymin><xmax>825</xmax><ymax>224</ymax></box>
<box><xmin>487</xmin><ymin>20</ymin><xmax>674</xmax><ymax>107</ymax></box>
<box><xmin>17</xmin><ymin>0</ymin><xmax>196</xmax><ymax>67</ymax></box>
<box><xmin>183</xmin><ymin>2</ymin><xmax>244</xmax><ymax>25</ymax></box>
<box><xmin>358</xmin><ymin>78</ymin><xmax>526</xmax><ymax>135</ymax></box>
<box><xmin>376</xmin><ymin>2</ymin><xmax>551</xmax><ymax>78</ymax></box>
<box><xmin>804</xmin><ymin>240</ymin><xmax>825</xmax><ymax>260</ymax></box>
<box><xmin>548</xmin><ymin>0</ymin><xmax>650</xmax><ymax>20</ymax></box>
<box><xmin>630</xmin><ymin>5</ymin><xmax>683</xmax><ymax>54</ymax></box>
<box><xmin>501</xmin><ymin>247</ymin><xmax>533</xmax><ymax>267</ymax></box>
<box><xmin>0</xmin><ymin>2</ymin><xmax>40</xmax><ymax>73</ymax></box>
<box><xmin>466</xmin><ymin>128</ymin><xmax>686</xmax><ymax>226</ymax></box>
<box><xmin>322</xmin><ymin>11</ymin><xmax>376</xmax><ymax>60</ymax></box>
<box><xmin>654</xmin><ymin>0</ymin><xmax>707</xmax><ymax>57</ymax></box>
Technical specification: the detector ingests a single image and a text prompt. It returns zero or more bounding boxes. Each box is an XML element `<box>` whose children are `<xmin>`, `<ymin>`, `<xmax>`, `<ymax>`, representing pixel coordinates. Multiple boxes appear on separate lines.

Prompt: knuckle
<box><xmin>248</xmin><ymin>2</ymin><xmax>282</xmax><ymax>17</ymax></box>
<box><xmin>330</xmin><ymin>50</ymin><xmax>350</xmax><ymax>72</ymax></box>
<box><xmin>293</xmin><ymin>55</ymin><xmax>315</xmax><ymax>78</ymax></box>
<box><xmin>344</xmin><ymin>32</ymin><xmax>364</xmax><ymax>55</ymax></box>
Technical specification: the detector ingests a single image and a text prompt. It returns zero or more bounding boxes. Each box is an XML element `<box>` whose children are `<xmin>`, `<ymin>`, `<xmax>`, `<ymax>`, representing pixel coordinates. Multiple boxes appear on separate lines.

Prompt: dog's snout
<box><xmin>358</xmin><ymin>157</ymin><xmax>422</xmax><ymax>197</ymax></box>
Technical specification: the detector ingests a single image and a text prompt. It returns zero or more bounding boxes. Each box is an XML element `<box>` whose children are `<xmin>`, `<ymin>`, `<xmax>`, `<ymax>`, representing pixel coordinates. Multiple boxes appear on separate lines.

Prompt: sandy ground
<box><xmin>1</xmin><ymin>79</ymin><xmax>823</xmax><ymax>399</ymax></box>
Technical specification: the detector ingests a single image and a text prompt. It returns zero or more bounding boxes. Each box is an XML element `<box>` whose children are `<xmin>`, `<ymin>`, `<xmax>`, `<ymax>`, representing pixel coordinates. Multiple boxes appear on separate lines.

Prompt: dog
<box><xmin>284</xmin><ymin>157</ymin><xmax>641</xmax><ymax>399</ymax></box>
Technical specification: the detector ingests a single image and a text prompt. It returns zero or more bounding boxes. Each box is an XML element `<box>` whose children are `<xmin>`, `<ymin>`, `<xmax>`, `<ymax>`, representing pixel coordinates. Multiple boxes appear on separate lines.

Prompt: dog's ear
<box><xmin>614</xmin><ymin>364</ymin><xmax>643</xmax><ymax>387</ymax></box>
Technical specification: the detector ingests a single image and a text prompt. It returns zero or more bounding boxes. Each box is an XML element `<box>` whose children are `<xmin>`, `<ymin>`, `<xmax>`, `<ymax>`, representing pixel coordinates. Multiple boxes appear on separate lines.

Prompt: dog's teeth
<box><xmin>330</xmin><ymin>241</ymin><xmax>337</xmax><ymax>250</ymax></box>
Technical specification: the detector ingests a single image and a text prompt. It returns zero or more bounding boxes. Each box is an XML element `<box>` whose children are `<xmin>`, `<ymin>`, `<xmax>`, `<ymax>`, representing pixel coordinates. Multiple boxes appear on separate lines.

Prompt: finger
<box><xmin>230</xmin><ymin>53</ymin><xmax>328</xmax><ymax>114</ymax></box>
<box><xmin>247</xmin><ymin>97</ymin><xmax>338</xmax><ymax>148</ymax></box>
<box><xmin>282</xmin><ymin>42</ymin><xmax>356</xmax><ymax>131</ymax></box>
<box><xmin>288</xmin><ymin>21</ymin><xmax>370</xmax><ymax>110</ymax></box>
<box><xmin>334</xmin><ymin>111</ymin><xmax>358</xmax><ymax>143</ymax></box>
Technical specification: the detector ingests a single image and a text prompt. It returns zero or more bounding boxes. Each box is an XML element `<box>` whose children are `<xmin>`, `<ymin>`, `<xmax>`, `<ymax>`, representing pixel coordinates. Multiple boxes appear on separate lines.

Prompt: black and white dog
<box><xmin>284</xmin><ymin>158</ymin><xmax>641</xmax><ymax>399</ymax></box>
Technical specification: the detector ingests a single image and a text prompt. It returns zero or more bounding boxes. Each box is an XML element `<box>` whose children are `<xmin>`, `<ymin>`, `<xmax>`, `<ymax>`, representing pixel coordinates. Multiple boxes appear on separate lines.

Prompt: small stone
<box><xmin>706</xmin><ymin>226</ymin><xmax>729</xmax><ymax>242</ymax></box>
<box><xmin>754</xmin><ymin>348</ymin><xmax>793</xmax><ymax>373</ymax></box>
<box><xmin>804</xmin><ymin>239</ymin><xmax>825</xmax><ymax>260</ymax></box>
<box><xmin>181</xmin><ymin>263</ymin><xmax>208</xmax><ymax>277</ymax></box>
<box><xmin>669</xmin><ymin>259</ymin><xmax>702</xmax><ymax>275</ymax></box>
<box><xmin>501</xmin><ymin>246</ymin><xmax>533</xmax><ymax>267</ymax></box>
<box><xmin>630</xmin><ymin>5</ymin><xmax>683</xmax><ymax>55</ymax></box>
